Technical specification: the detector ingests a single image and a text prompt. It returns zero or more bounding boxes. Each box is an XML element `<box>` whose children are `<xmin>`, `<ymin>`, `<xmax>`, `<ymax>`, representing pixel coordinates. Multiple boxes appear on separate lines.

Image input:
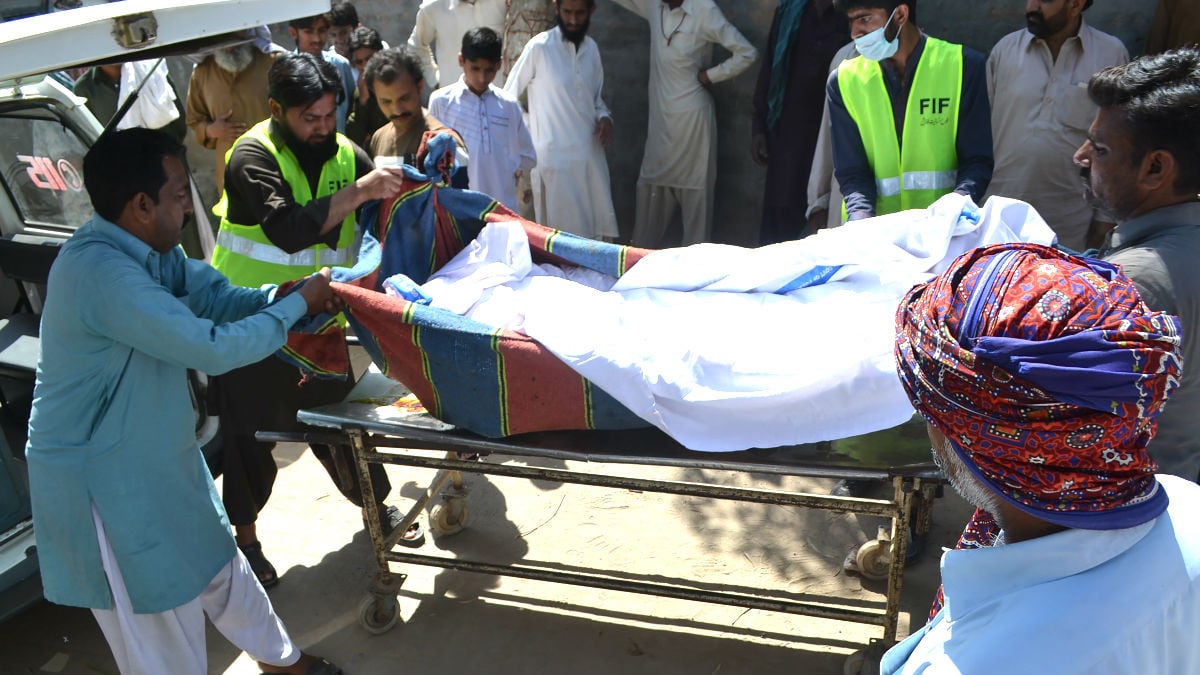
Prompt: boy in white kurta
<box><xmin>430</xmin><ymin>27</ymin><xmax>537</xmax><ymax>211</ymax></box>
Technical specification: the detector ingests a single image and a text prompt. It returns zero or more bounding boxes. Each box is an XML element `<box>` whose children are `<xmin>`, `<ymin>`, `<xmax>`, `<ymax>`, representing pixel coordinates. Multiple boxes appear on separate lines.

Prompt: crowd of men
<box><xmin>23</xmin><ymin>0</ymin><xmax>1200</xmax><ymax>673</ymax></box>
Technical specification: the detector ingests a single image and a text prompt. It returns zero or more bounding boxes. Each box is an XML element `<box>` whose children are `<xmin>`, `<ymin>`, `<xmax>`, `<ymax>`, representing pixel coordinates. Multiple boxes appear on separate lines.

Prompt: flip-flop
<box><xmin>239</xmin><ymin>541</ymin><xmax>279</xmax><ymax>589</ymax></box>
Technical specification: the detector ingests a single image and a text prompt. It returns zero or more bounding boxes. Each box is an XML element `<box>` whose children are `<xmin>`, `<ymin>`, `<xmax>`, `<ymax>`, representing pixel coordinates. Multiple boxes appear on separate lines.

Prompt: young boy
<box><xmin>429</xmin><ymin>27</ymin><xmax>537</xmax><ymax>212</ymax></box>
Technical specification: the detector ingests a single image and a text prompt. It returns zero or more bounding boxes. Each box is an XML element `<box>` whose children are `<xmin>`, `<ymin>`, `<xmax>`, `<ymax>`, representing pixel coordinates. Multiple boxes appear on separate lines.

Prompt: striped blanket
<box><xmin>282</xmin><ymin>133</ymin><xmax>653</xmax><ymax>437</ymax></box>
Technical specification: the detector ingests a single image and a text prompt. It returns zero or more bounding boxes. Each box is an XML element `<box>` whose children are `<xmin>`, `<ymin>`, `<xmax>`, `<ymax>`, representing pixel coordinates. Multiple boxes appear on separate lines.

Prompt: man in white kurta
<box><xmin>614</xmin><ymin>0</ymin><xmax>757</xmax><ymax>247</ymax></box>
<box><xmin>504</xmin><ymin>2</ymin><xmax>619</xmax><ymax>239</ymax></box>
<box><xmin>409</xmin><ymin>0</ymin><xmax>508</xmax><ymax>90</ymax></box>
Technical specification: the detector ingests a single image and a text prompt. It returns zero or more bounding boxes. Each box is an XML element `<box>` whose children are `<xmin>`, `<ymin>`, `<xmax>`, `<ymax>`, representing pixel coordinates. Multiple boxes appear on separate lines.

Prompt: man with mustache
<box><xmin>363</xmin><ymin>46</ymin><xmax>466</xmax><ymax>183</ymax></box>
<box><xmin>1076</xmin><ymin>47</ymin><xmax>1200</xmax><ymax>483</ymax></box>
<box><xmin>985</xmin><ymin>0</ymin><xmax>1127</xmax><ymax>251</ymax></box>
<box><xmin>186</xmin><ymin>41</ymin><xmax>277</xmax><ymax>194</ymax></box>
<box><xmin>209</xmin><ymin>53</ymin><xmax>420</xmax><ymax>590</ymax></box>
<box><xmin>26</xmin><ymin>127</ymin><xmax>347</xmax><ymax>675</ymax></box>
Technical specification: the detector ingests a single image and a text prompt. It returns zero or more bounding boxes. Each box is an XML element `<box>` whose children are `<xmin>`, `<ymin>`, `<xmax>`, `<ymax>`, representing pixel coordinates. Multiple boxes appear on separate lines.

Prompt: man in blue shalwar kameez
<box><xmin>24</xmin><ymin>128</ymin><xmax>345</xmax><ymax>675</ymax></box>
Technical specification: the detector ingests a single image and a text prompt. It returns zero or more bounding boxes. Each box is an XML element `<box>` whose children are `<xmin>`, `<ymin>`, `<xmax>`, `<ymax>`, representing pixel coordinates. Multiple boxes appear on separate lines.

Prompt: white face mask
<box><xmin>854</xmin><ymin>8</ymin><xmax>900</xmax><ymax>61</ymax></box>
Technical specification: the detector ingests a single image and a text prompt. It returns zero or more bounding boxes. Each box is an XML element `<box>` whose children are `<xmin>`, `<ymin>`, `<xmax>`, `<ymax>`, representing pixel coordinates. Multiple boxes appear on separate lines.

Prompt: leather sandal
<box><xmin>239</xmin><ymin>541</ymin><xmax>279</xmax><ymax>589</ymax></box>
<box><xmin>363</xmin><ymin>504</ymin><xmax>425</xmax><ymax>548</ymax></box>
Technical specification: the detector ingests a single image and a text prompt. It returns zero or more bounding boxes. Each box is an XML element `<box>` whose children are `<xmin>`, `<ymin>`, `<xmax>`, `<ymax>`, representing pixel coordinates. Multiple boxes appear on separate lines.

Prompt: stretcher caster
<box><xmin>843</xmin><ymin>639</ymin><xmax>888</xmax><ymax>675</ymax></box>
<box><xmin>429</xmin><ymin>496</ymin><xmax>470</xmax><ymax>537</ymax></box>
<box><xmin>843</xmin><ymin>525</ymin><xmax>893</xmax><ymax>581</ymax></box>
<box><xmin>358</xmin><ymin>594</ymin><xmax>400</xmax><ymax>635</ymax></box>
<box><xmin>854</xmin><ymin>539</ymin><xmax>891</xmax><ymax>581</ymax></box>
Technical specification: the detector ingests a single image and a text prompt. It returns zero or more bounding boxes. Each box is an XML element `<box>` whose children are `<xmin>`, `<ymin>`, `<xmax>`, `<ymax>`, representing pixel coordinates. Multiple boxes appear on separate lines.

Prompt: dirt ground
<box><xmin>0</xmin><ymin>432</ymin><xmax>973</xmax><ymax>675</ymax></box>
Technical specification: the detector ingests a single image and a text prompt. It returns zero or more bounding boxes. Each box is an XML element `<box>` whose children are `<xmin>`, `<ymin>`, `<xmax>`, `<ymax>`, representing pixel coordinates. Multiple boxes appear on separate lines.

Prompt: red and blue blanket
<box><xmin>282</xmin><ymin>133</ymin><xmax>652</xmax><ymax>437</ymax></box>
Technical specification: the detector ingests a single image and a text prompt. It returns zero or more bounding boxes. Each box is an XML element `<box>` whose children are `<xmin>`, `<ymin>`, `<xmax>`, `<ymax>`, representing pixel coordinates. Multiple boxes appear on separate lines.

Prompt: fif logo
<box><xmin>919</xmin><ymin>97</ymin><xmax>951</xmax><ymax>115</ymax></box>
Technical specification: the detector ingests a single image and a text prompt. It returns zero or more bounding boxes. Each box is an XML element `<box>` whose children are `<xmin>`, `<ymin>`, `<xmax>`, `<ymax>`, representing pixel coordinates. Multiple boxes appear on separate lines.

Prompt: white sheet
<box><xmin>414</xmin><ymin>194</ymin><xmax>1056</xmax><ymax>451</ymax></box>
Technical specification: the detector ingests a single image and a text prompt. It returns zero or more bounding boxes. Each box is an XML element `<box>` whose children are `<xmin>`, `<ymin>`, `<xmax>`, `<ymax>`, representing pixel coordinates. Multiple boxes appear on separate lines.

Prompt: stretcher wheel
<box><xmin>430</xmin><ymin>496</ymin><xmax>470</xmax><ymax>537</ymax></box>
<box><xmin>855</xmin><ymin>539</ymin><xmax>891</xmax><ymax>581</ymax></box>
<box><xmin>843</xmin><ymin>649</ymin><xmax>867</xmax><ymax>675</ymax></box>
<box><xmin>843</xmin><ymin>641</ymin><xmax>888</xmax><ymax>675</ymax></box>
<box><xmin>357</xmin><ymin>594</ymin><xmax>400</xmax><ymax>635</ymax></box>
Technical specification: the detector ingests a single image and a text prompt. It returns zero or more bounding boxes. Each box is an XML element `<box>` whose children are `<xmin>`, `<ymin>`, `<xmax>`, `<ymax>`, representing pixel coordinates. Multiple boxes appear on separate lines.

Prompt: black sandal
<box><xmin>365</xmin><ymin>505</ymin><xmax>426</xmax><ymax>548</ymax></box>
<box><xmin>239</xmin><ymin>541</ymin><xmax>279</xmax><ymax>589</ymax></box>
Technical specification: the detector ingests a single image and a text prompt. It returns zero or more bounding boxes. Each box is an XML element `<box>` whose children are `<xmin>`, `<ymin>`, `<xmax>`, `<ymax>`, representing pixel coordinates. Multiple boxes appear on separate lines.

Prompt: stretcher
<box><xmin>273</xmin><ymin>368</ymin><xmax>944</xmax><ymax>658</ymax></box>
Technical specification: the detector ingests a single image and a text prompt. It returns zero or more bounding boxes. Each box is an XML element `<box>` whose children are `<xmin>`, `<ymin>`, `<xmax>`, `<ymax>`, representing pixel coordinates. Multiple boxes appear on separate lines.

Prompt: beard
<box><xmin>1025</xmin><ymin>10</ymin><xmax>1068</xmax><ymax>39</ymax></box>
<box><xmin>1081</xmin><ymin>167</ymin><xmax>1131</xmax><ymax>223</ymax></box>
<box><xmin>558</xmin><ymin>15</ymin><xmax>590</xmax><ymax>45</ymax></box>
<box><xmin>931</xmin><ymin>433</ymin><xmax>1005</xmax><ymax>519</ymax></box>
<box><xmin>275</xmin><ymin>117</ymin><xmax>337</xmax><ymax>165</ymax></box>
<box><xmin>213</xmin><ymin>44</ymin><xmax>255</xmax><ymax>74</ymax></box>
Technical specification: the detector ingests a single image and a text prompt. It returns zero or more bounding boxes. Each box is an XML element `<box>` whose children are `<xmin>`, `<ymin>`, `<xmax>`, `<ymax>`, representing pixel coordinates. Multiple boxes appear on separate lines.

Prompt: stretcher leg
<box><xmin>348</xmin><ymin>428</ymin><xmax>406</xmax><ymax>634</ymax></box>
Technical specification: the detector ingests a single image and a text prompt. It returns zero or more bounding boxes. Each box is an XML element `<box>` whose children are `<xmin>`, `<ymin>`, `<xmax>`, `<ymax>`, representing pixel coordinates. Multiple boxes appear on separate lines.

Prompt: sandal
<box><xmin>239</xmin><ymin>541</ymin><xmax>279</xmax><ymax>589</ymax></box>
<box><xmin>302</xmin><ymin>658</ymin><xmax>343</xmax><ymax>675</ymax></box>
<box><xmin>259</xmin><ymin>656</ymin><xmax>343</xmax><ymax>675</ymax></box>
<box><xmin>364</xmin><ymin>504</ymin><xmax>426</xmax><ymax>548</ymax></box>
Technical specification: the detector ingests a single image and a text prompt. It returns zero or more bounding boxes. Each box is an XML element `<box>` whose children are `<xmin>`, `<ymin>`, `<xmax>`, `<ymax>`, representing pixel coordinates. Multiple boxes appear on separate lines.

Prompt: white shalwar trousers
<box><xmin>631</xmin><ymin>181</ymin><xmax>715</xmax><ymax>248</ymax></box>
<box><xmin>90</xmin><ymin>505</ymin><xmax>300</xmax><ymax>675</ymax></box>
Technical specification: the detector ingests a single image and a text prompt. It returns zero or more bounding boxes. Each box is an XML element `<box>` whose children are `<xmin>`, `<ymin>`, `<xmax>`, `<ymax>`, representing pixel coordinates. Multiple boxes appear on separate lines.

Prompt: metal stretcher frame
<box><xmin>280</xmin><ymin>371</ymin><xmax>944</xmax><ymax>648</ymax></box>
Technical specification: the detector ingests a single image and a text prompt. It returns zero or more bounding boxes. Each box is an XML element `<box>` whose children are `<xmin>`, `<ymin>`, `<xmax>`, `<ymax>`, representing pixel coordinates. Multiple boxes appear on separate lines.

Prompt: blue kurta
<box><xmin>25</xmin><ymin>216</ymin><xmax>308</xmax><ymax>613</ymax></box>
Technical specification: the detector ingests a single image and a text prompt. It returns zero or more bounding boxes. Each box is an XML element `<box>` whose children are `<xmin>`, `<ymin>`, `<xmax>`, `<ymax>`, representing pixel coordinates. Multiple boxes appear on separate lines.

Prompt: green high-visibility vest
<box><xmin>837</xmin><ymin>37</ymin><xmax>963</xmax><ymax>217</ymax></box>
<box><xmin>211</xmin><ymin>120</ymin><xmax>358</xmax><ymax>289</ymax></box>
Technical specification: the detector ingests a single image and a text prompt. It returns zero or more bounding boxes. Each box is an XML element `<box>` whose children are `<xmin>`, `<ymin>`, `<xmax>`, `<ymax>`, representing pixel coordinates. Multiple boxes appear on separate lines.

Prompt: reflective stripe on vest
<box><xmin>876</xmin><ymin>170</ymin><xmax>958</xmax><ymax>196</ymax></box>
<box><xmin>211</xmin><ymin>119</ymin><xmax>357</xmax><ymax>289</ymax></box>
<box><xmin>837</xmin><ymin>38</ymin><xmax>963</xmax><ymax>217</ymax></box>
<box><xmin>214</xmin><ymin>228</ymin><xmax>353</xmax><ymax>267</ymax></box>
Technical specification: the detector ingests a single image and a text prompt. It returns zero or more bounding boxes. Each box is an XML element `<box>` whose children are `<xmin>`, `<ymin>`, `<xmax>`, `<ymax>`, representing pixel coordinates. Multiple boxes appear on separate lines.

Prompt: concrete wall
<box><xmin>184</xmin><ymin>0</ymin><xmax>1158</xmax><ymax>245</ymax></box>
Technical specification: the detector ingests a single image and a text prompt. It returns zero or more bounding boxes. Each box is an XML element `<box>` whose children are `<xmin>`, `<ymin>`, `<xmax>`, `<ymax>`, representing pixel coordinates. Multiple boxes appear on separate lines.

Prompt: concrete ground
<box><xmin>0</xmin><ymin>432</ymin><xmax>972</xmax><ymax>675</ymax></box>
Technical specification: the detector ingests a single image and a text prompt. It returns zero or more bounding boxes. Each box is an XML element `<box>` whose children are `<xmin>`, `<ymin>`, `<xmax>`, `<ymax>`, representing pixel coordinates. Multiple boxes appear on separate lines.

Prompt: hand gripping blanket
<box><xmin>284</xmin><ymin>133</ymin><xmax>1056</xmax><ymax>450</ymax></box>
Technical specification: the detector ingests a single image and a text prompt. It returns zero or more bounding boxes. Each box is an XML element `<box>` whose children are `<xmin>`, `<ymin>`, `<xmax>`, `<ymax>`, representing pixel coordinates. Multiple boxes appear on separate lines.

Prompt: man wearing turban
<box><xmin>886</xmin><ymin>242</ymin><xmax>1200</xmax><ymax>674</ymax></box>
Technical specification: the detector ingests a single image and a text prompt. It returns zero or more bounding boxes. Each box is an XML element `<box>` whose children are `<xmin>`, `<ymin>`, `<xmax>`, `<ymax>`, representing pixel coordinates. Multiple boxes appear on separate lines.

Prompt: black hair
<box><xmin>289</xmin><ymin>13</ymin><xmax>330</xmax><ymax>30</ymax></box>
<box><xmin>268</xmin><ymin>52</ymin><xmax>345</xmax><ymax>110</ymax></box>
<box><xmin>363</xmin><ymin>46</ymin><xmax>424</xmax><ymax>90</ymax></box>
<box><xmin>1088</xmin><ymin>47</ymin><xmax>1200</xmax><ymax>194</ymax></box>
<box><xmin>462</xmin><ymin>27</ymin><xmax>502</xmax><ymax>63</ymax></box>
<box><xmin>832</xmin><ymin>0</ymin><xmax>917</xmax><ymax>25</ymax></box>
<box><xmin>349</xmin><ymin>26</ymin><xmax>384</xmax><ymax>53</ymax></box>
<box><xmin>330</xmin><ymin>1</ymin><xmax>359</xmax><ymax>28</ymax></box>
<box><xmin>554</xmin><ymin>0</ymin><xmax>595</xmax><ymax>7</ymax></box>
<box><xmin>84</xmin><ymin>128</ymin><xmax>185</xmax><ymax>223</ymax></box>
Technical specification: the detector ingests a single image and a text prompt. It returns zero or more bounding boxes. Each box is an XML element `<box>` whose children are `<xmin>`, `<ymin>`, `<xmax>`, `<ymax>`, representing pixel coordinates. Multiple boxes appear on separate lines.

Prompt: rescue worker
<box><xmin>209</xmin><ymin>53</ymin><xmax>420</xmax><ymax>587</ymax></box>
<box><xmin>827</xmin><ymin>0</ymin><xmax>992</xmax><ymax>220</ymax></box>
